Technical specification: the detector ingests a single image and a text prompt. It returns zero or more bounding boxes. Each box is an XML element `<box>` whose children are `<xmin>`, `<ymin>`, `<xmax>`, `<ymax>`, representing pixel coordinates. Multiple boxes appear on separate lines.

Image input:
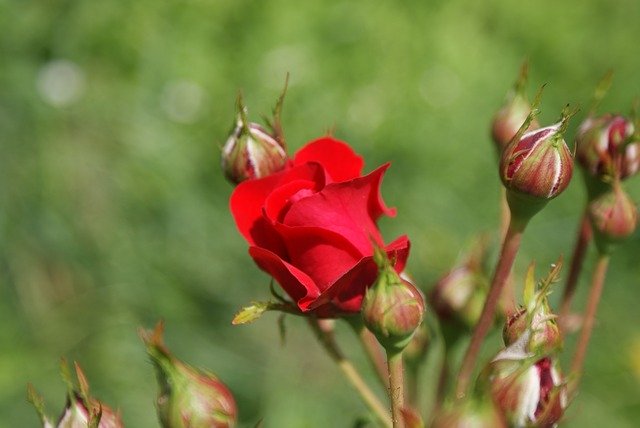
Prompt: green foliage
<box><xmin>2</xmin><ymin>0</ymin><xmax>640</xmax><ymax>426</ymax></box>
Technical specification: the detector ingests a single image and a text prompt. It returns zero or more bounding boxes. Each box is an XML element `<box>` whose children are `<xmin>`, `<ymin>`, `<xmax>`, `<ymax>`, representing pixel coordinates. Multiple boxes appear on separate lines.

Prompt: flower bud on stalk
<box><xmin>431</xmin><ymin>397</ymin><xmax>507</xmax><ymax>428</ymax></box>
<box><xmin>430</xmin><ymin>237</ymin><xmax>491</xmax><ymax>331</ymax></box>
<box><xmin>576</xmin><ymin>114</ymin><xmax>638</xmax><ymax>198</ymax></box>
<box><xmin>588</xmin><ymin>181</ymin><xmax>638</xmax><ymax>255</ymax></box>
<box><xmin>484</xmin><ymin>355</ymin><xmax>567</xmax><ymax>428</ymax></box>
<box><xmin>491</xmin><ymin>62</ymin><xmax>540</xmax><ymax>154</ymax></box>
<box><xmin>362</xmin><ymin>248</ymin><xmax>425</xmax><ymax>354</ymax></box>
<box><xmin>500</xmin><ymin>108</ymin><xmax>575</xmax><ymax>222</ymax></box>
<box><xmin>28</xmin><ymin>363</ymin><xmax>123</xmax><ymax>428</ymax></box>
<box><xmin>141</xmin><ymin>322</ymin><xmax>237</xmax><ymax>428</ymax></box>
<box><xmin>221</xmin><ymin>94</ymin><xmax>288</xmax><ymax>184</ymax></box>
<box><xmin>503</xmin><ymin>262</ymin><xmax>562</xmax><ymax>354</ymax></box>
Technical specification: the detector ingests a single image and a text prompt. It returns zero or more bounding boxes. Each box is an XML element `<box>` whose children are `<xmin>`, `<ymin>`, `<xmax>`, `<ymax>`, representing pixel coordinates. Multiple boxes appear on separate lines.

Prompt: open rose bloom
<box><xmin>230</xmin><ymin>137</ymin><xmax>410</xmax><ymax>316</ymax></box>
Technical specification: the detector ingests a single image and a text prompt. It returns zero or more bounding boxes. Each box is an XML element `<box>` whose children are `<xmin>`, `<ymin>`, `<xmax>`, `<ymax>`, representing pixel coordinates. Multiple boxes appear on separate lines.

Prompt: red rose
<box><xmin>230</xmin><ymin>137</ymin><xmax>410</xmax><ymax>316</ymax></box>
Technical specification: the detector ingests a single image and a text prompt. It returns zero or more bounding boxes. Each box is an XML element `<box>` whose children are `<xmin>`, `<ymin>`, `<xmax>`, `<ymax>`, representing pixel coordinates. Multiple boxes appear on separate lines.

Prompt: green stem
<box><xmin>454</xmin><ymin>219</ymin><xmax>525</xmax><ymax>398</ymax></box>
<box><xmin>387</xmin><ymin>351</ymin><xmax>405</xmax><ymax>428</ymax></box>
<box><xmin>570</xmin><ymin>254</ymin><xmax>610</xmax><ymax>391</ymax></box>
<box><xmin>559</xmin><ymin>208</ymin><xmax>592</xmax><ymax>333</ymax></box>
<box><xmin>359</xmin><ymin>326</ymin><xmax>390</xmax><ymax>389</ymax></box>
<box><xmin>308</xmin><ymin>318</ymin><xmax>392</xmax><ymax>427</ymax></box>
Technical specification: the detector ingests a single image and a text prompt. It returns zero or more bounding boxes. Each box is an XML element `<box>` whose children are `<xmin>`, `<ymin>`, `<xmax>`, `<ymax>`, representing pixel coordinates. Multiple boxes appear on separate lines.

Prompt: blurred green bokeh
<box><xmin>1</xmin><ymin>0</ymin><xmax>640</xmax><ymax>426</ymax></box>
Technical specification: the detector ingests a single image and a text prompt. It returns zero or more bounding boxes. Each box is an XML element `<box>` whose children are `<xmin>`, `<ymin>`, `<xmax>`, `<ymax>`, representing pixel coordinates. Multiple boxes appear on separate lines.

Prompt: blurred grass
<box><xmin>1</xmin><ymin>0</ymin><xmax>640</xmax><ymax>426</ymax></box>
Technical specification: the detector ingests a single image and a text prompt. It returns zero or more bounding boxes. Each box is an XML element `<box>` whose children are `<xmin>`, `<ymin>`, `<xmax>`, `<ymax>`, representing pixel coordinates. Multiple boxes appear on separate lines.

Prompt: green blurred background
<box><xmin>1</xmin><ymin>0</ymin><xmax>640</xmax><ymax>426</ymax></box>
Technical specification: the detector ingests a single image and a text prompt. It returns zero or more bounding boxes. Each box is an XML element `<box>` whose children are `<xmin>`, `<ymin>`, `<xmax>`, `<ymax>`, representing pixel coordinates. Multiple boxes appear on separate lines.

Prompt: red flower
<box><xmin>230</xmin><ymin>137</ymin><xmax>410</xmax><ymax>316</ymax></box>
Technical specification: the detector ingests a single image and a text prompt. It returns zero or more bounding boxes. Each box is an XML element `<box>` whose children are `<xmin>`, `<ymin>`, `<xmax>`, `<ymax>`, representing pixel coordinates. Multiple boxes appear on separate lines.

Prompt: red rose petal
<box><xmin>274</xmin><ymin>225</ymin><xmax>363</xmax><ymax>296</ymax></box>
<box><xmin>282</xmin><ymin>164</ymin><xmax>396</xmax><ymax>254</ymax></box>
<box><xmin>330</xmin><ymin>235</ymin><xmax>411</xmax><ymax>313</ymax></box>
<box><xmin>293</xmin><ymin>137</ymin><xmax>365</xmax><ymax>182</ymax></box>
<box><xmin>248</xmin><ymin>246</ymin><xmax>321</xmax><ymax>308</ymax></box>
<box><xmin>263</xmin><ymin>179</ymin><xmax>317</xmax><ymax>223</ymax></box>
<box><xmin>230</xmin><ymin>163</ymin><xmax>326</xmax><ymax>249</ymax></box>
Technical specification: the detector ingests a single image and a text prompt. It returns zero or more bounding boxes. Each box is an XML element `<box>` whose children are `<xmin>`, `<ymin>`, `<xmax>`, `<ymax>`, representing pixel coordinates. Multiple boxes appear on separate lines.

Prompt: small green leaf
<box><xmin>524</xmin><ymin>261</ymin><xmax>536</xmax><ymax>306</ymax></box>
<box><xmin>26</xmin><ymin>384</ymin><xmax>48</xmax><ymax>424</ymax></box>
<box><xmin>232</xmin><ymin>301</ymin><xmax>273</xmax><ymax>325</ymax></box>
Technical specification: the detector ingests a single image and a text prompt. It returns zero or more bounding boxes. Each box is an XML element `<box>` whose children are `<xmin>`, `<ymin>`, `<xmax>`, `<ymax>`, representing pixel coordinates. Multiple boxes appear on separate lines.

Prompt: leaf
<box><xmin>26</xmin><ymin>384</ymin><xmax>48</xmax><ymax>423</ymax></box>
<box><xmin>524</xmin><ymin>261</ymin><xmax>536</xmax><ymax>307</ymax></box>
<box><xmin>232</xmin><ymin>301</ymin><xmax>274</xmax><ymax>325</ymax></box>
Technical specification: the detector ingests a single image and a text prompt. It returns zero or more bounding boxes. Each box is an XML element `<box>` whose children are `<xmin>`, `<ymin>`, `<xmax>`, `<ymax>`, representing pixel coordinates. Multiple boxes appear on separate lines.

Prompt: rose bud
<box><xmin>503</xmin><ymin>262</ymin><xmax>562</xmax><ymax>354</ymax></box>
<box><xmin>28</xmin><ymin>363</ymin><xmax>123</xmax><ymax>428</ymax></box>
<box><xmin>588</xmin><ymin>181</ymin><xmax>638</xmax><ymax>255</ymax></box>
<box><xmin>484</xmin><ymin>355</ymin><xmax>567</xmax><ymax>428</ymax></box>
<box><xmin>500</xmin><ymin>108</ymin><xmax>575</xmax><ymax>221</ymax></box>
<box><xmin>361</xmin><ymin>248</ymin><xmax>425</xmax><ymax>353</ymax></box>
<box><xmin>429</xmin><ymin>236</ymin><xmax>492</xmax><ymax>334</ymax></box>
<box><xmin>56</xmin><ymin>391</ymin><xmax>123</xmax><ymax>428</ymax></box>
<box><xmin>431</xmin><ymin>397</ymin><xmax>507</xmax><ymax>428</ymax></box>
<box><xmin>141</xmin><ymin>322</ymin><xmax>237</xmax><ymax>428</ymax></box>
<box><xmin>491</xmin><ymin>62</ymin><xmax>540</xmax><ymax>153</ymax></box>
<box><xmin>221</xmin><ymin>95</ymin><xmax>288</xmax><ymax>184</ymax></box>
<box><xmin>576</xmin><ymin>114</ymin><xmax>637</xmax><ymax>194</ymax></box>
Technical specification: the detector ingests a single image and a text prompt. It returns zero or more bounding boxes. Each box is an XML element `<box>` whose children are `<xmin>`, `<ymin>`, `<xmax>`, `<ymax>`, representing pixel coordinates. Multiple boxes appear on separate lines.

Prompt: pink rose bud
<box><xmin>588</xmin><ymin>181</ymin><xmax>638</xmax><ymax>254</ymax></box>
<box><xmin>500</xmin><ymin>109</ymin><xmax>575</xmax><ymax>221</ymax></box>
<box><xmin>503</xmin><ymin>262</ymin><xmax>562</xmax><ymax>354</ymax></box>
<box><xmin>576</xmin><ymin>114</ymin><xmax>637</xmax><ymax>186</ymax></box>
<box><xmin>491</xmin><ymin>62</ymin><xmax>540</xmax><ymax>154</ymax></box>
<box><xmin>429</xmin><ymin>237</ymin><xmax>490</xmax><ymax>330</ymax></box>
<box><xmin>431</xmin><ymin>397</ymin><xmax>507</xmax><ymax>428</ymax></box>
<box><xmin>361</xmin><ymin>248</ymin><xmax>425</xmax><ymax>353</ymax></box>
<box><xmin>28</xmin><ymin>363</ymin><xmax>123</xmax><ymax>428</ymax></box>
<box><xmin>141</xmin><ymin>322</ymin><xmax>237</xmax><ymax>428</ymax></box>
<box><xmin>221</xmin><ymin>95</ymin><xmax>288</xmax><ymax>184</ymax></box>
<box><xmin>56</xmin><ymin>392</ymin><xmax>123</xmax><ymax>428</ymax></box>
<box><xmin>486</xmin><ymin>356</ymin><xmax>566</xmax><ymax>428</ymax></box>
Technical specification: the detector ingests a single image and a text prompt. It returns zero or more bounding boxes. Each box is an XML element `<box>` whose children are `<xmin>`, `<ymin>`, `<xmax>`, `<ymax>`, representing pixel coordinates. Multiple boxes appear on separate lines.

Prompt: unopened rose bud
<box><xmin>362</xmin><ymin>249</ymin><xmax>425</xmax><ymax>353</ymax></box>
<box><xmin>141</xmin><ymin>322</ymin><xmax>237</xmax><ymax>428</ymax></box>
<box><xmin>503</xmin><ymin>261</ymin><xmax>562</xmax><ymax>354</ymax></box>
<box><xmin>431</xmin><ymin>397</ymin><xmax>507</xmax><ymax>428</ymax></box>
<box><xmin>500</xmin><ymin>110</ymin><xmax>575</xmax><ymax>221</ymax></box>
<box><xmin>503</xmin><ymin>306</ymin><xmax>561</xmax><ymax>354</ymax></box>
<box><xmin>576</xmin><ymin>114</ymin><xmax>637</xmax><ymax>189</ymax></box>
<box><xmin>28</xmin><ymin>363</ymin><xmax>123</xmax><ymax>428</ymax></box>
<box><xmin>429</xmin><ymin>236</ymin><xmax>491</xmax><ymax>332</ymax></box>
<box><xmin>485</xmin><ymin>355</ymin><xmax>566</xmax><ymax>428</ymax></box>
<box><xmin>588</xmin><ymin>181</ymin><xmax>638</xmax><ymax>254</ymax></box>
<box><xmin>57</xmin><ymin>392</ymin><xmax>123</xmax><ymax>428</ymax></box>
<box><xmin>221</xmin><ymin>95</ymin><xmax>288</xmax><ymax>184</ymax></box>
<box><xmin>492</xmin><ymin>62</ymin><xmax>540</xmax><ymax>154</ymax></box>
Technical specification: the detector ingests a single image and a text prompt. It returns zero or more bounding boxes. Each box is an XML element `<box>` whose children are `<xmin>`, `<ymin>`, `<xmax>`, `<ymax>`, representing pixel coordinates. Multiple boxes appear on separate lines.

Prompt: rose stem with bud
<box><xmin>570</xmin><ymin>254</ymin><xmax>609</xmax><ymax>391</ymax></box>
<box><xmin>454</xmin><ymin>218</ymin><xmax>526</xmax><ymax>398</ymax></box>
<box><xmin>307</xmin><ymin>317</ymin><xmax>392</xmax><ymax>428</ymax></box>
<box><xmin>558</xmin><ymin>209</ymin><xmax>592</xmax><ymax>331</ymax></box>
<box><xmin>387</xmin><ymin>350</ymin><xmax>405</xmax><ymax>428</ymax></box>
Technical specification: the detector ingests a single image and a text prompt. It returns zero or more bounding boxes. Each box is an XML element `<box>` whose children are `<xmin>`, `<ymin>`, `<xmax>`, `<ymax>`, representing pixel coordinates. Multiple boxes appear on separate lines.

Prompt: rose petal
<box><xmin>330</xmin><ymin>235</ymin><xmax>411</xmax><ymax>313</ymax></box>
<box><xmin>248</xmin><ymin>246</ymin><xmax>321</xmax><ymax>308</ymax></box>
<box><xmin>263</xmin><ymin>179</ymin><xmax>317</xmax><ymax>223</ymax></box>
<box><xmin>282</xmin><ymin>164</ymin><xmax>397</xmax><ymax>254</ymax></box>
<box><xmin>293</xmin><ymin>137</ymin><xmax>365</xmax><ymax>182</ymax></box>
<box><xmin>230</xmin><ymin>163</ymin><xmax>326</xmax><ymax>250</ymax></box>
<box><xmin>274</xmin><ymin>224</ymin><xmax>364</xmax><ymax>296</ymax></box>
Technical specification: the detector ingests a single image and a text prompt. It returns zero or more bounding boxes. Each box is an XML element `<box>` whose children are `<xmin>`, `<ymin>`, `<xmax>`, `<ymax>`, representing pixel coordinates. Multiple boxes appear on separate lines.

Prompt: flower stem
<box><xmin>570</xmin><ymin>254</ymin><xmax>610</xmax><ymax>387</ymax></box>
<box><xmin>307</xmin><ymin>318</ymin><xmax>392</xmax><ymax>427</ymax></box>
<box><xmin>454</xmin><ymin>219</ymin><xmax>525</xmax><ymax>399</ymax></box>
<box><xmin>387</xmin><ymin>351</ymin><xmax>405</xmax><ymax>428</ymax></box>
<box><xmin>349</xmin><ymin>319</ymin><xmax>390</xmax><ymax>388</ymax></box>
<box><xmin>559</xmin><ymin>209</ymin><xmax>592</xmax><ymax>333</ymax></box>
<box><xmin>499</xmin><ymin>188</ymin><xmax>517</xmax><ymax>316</ymax></box>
